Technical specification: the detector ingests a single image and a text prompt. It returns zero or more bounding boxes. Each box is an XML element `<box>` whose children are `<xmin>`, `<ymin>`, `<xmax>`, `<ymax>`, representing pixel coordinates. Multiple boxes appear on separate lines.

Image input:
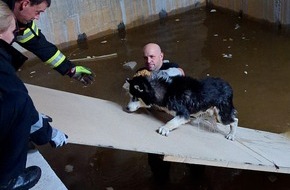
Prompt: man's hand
<box><xmin>49</xmin><ymin>128</ymin><xmax>68</xmax><ymax>148</ymax></box>
<box><xmin>69</xmin><ymin>66</ymin><xmax>95</xmax><ymax>85</ymax></box>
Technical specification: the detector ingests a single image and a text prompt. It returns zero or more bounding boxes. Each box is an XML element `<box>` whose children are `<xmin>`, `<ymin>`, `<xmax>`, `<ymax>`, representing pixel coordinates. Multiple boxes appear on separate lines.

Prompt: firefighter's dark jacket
<box><xmin>0</xmin><ymin>39</ymin><xmax>52</xmax><ymax>145</ymax></box>
<box><xmin>2</xmin><ymin>0</ymin><xmax>75</xmax><ymax>75</ymax></box>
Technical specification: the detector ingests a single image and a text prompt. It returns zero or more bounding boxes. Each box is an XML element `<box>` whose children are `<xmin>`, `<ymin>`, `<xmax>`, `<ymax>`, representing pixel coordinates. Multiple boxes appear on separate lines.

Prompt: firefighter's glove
<box><xmin>49</xmin><ymin>128</ymin><xmax>68</xmax><ymax>148</ymax></box>
<box><xmin>69</xmin><ymin>66</ymin><xmax>95</xmax><ymax>85</ymax></box>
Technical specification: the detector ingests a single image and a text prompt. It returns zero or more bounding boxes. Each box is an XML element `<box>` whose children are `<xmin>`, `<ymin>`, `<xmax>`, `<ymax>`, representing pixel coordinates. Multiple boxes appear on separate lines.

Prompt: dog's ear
<box><xmin>126</xmin><ymin>78</ymin><xmax>131</xmax><ymax>84</ymax></box>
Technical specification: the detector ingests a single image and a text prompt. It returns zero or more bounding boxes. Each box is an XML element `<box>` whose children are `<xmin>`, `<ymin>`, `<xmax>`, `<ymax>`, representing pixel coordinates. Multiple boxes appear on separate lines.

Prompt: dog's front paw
<box><xmin>225</xmin><ymin>133</ymin><xmax>235</xmax><ymax>141</ymax></box>
<box><xmin>158</xmin><ymin>126</ymin><xmax>170</xmax><ymax>136</ymax></box>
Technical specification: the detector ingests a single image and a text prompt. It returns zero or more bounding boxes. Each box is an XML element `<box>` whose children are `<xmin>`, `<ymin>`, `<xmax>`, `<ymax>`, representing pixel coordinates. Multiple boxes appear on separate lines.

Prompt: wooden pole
<box><xmin>70</xmin><ymin>53</ymin><xmax>117</xmax><ymax>62</ymax></box>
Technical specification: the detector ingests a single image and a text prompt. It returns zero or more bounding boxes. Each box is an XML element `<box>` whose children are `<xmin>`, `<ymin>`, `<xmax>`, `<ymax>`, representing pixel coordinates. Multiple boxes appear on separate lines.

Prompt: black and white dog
<box><xmin>126</xmin><ymin>72</ymin><xmax>238</xmax><ymax>140</ymax></box>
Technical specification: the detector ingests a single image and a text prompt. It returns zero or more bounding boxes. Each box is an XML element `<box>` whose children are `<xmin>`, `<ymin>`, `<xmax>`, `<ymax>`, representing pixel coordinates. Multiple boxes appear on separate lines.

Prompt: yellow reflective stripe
<box><xmin>17</xmin><ymin>22</ymin><xmax>39</xmax><ymax>43</ymax></box>
<box><xmin>45</xmin><ymin>50</ymin><xmax>66</xmax><ymax>68</ymax></box>
<box><xmin>31</xmin><ymin>22</ymin><xmax>39</xmax><ymax>35</ymax></box>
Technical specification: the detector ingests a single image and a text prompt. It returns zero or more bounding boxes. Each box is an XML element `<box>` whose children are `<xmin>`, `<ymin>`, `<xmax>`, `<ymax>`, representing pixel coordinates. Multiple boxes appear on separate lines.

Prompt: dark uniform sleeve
<box><xmin>0</xmin><ymin>37</ymin><xmax>53</xmax><ymax>146</ymax></box>
<box><xmin>30</xmin><ymin>115</ymin><xmax>53</xmax><ymax>145</ymax></box>
<box><xmin>16</xmin><ymin>21</ymin><xmax>75</xmax><ymax>75</ymax></box>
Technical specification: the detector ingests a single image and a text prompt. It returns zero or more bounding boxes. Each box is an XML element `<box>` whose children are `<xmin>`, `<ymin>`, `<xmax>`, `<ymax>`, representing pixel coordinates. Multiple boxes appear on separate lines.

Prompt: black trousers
<box><xmin>0</xmin><ymin>90</ymin><xmax>38</xmax><ymax>185</ymax></box>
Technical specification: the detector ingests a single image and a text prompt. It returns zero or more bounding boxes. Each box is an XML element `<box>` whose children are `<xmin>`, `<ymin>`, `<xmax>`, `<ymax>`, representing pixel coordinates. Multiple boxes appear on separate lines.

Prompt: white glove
<box><xmin>50</xmin><ymin>128</ymin><xmax>68</xmax><ymax>148</ymax></box>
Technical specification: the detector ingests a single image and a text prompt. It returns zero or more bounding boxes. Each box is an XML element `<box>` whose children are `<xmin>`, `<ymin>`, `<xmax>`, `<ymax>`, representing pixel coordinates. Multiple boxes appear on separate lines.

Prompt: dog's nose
<box><xmin>125</xmin><ymin>106</ymin><xmax>133</xmax><ymax>113</ymax></box>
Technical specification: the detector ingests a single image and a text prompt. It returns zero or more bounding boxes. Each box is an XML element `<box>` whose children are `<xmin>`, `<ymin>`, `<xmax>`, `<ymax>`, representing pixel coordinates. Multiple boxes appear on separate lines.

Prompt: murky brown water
<box><xmin>19</xmin><ymin>6</ymin><xmax>290</xmax><ymax>190</ymax></box>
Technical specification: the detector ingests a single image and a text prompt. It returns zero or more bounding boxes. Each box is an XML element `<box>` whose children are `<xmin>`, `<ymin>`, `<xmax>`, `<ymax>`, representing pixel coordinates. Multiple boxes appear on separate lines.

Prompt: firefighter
<box><xmin>0</xmin><ymin>2</ymin><xmax>67</xmax><ymax>189</ymax></box>
<box><xmin>2</xmin><ymin>0</ymin><xmax>94</xmax><ymax>85</ymax></box>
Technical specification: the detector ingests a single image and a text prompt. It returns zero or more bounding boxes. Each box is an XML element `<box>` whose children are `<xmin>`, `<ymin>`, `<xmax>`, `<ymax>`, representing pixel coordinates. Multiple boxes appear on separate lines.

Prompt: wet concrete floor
<box><xmin>19</xmin><ymin>6</ymin><xmax>290</xmax><ymax>190</ymax></box>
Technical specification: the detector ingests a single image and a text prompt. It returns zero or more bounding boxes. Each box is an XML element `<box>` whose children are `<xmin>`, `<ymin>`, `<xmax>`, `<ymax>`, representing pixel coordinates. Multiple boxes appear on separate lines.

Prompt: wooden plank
<box><xmin>27</xmin><ymin>150</ymin><xmax>67</xmax><ymax>190</ymax></box>
<box><xmin>26</xmin><ymin>84</ymin><xmax>290</xmax><ymax>174</ymax></box>
<box><xmin>70</xmin><ymin>53</ymin><xmax>117</xmax><ymax>62</ymax></box>
<box><xmin>164</xmin><ymin>126</ymin><xmax>290</xmax><ymax>174</ymax></box>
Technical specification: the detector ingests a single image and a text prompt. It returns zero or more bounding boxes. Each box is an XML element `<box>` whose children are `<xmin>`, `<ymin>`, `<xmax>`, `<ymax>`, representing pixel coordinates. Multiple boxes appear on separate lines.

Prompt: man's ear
<box><xmin>160</xmin><ymin>52</ymin><xmax>164</xmax><ymax>60</ymax></box>
<box><xmin>19</xmin><ymin>0</ymin><xmax>30</xmax><ymax>10</ymax></box>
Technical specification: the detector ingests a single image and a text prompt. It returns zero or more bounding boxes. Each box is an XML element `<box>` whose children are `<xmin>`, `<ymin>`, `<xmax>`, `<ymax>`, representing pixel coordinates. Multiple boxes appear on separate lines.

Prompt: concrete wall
<box><xmin>208</xmin><ymin>0</ymin><xmax>290</xmax><ymax>26</ymax></box>
<box><xmin>35</xmin><ymin>0</ymin><xmax>205</xmax><ymax>48</ymax></box>
<box><xmin>30</xmin><ymin>0</ymin><xmax>290</xmax><ymax>51</ymax></box>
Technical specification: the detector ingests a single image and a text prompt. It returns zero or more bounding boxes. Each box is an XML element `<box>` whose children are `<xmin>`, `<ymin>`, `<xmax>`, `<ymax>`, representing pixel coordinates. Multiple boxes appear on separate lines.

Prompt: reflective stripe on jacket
<box><xmin>45</xmin><ymin>50</ymin><xmax>66</xmax><ymax>68</ymax></box>
<box><xmin>17</xmin><ymin>21</ymin><xmax>39</xmax><ymax>43</ymax></box>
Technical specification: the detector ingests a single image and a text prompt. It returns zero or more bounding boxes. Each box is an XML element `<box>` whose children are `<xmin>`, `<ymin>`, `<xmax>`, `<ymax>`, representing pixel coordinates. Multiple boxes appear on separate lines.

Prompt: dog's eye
<box><xmin>134</xmin><ymin>85</ymin><xmax>143</xmax><ymax>92</ymax></box>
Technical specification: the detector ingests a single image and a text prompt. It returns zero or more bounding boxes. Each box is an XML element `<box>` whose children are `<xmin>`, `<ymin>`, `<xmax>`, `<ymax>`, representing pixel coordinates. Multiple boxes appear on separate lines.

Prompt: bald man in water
<box><xmin>137</xmin><ymin>43</ymin><xmax>205</xmax><ymax>181</ymax></box>
<box><xmin>139</xmin><ymin>43</ymin><xmax>185</xmax><ymax>76</ymax></box>
<box><xmin>135</xmin><ymin>43</ymin><xmax>185</xmax><ymax>181</ymax></box>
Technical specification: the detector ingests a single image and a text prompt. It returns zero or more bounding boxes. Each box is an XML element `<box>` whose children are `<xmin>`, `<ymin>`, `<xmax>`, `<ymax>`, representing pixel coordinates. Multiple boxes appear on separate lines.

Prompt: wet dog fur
<box><xmin>126</xmin><ymin>72</ymin><xmax>238</xmax><ymax>140</ymax></box>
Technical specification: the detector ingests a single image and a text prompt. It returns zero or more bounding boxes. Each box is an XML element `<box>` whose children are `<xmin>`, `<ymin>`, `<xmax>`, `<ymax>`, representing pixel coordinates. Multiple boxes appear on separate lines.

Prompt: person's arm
<box><xmin>16</xmin><ymin>21</ymin><xmax>94</xmax><ymax>85</ymax></box>
<box><xmin>160</xmin><ymin>62</ymin><xmax>185</xmax><ymax>76</ymax></box>
<box><xmin>162</xmin><ymin>67</ymin><xmax>183</xmax><ymax>76</ymax></box>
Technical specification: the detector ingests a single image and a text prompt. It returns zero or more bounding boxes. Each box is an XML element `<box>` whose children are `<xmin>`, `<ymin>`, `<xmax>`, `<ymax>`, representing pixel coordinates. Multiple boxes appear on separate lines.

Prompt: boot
<box><xmin>0</xmin><ymin>166</ymin><xmax>41</xmax><ymax>190</ymax></box>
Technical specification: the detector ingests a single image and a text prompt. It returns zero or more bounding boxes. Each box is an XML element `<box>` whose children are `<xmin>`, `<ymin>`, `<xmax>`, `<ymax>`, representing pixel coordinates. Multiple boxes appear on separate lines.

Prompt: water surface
<box><xmin>20</xmin><ymin>7</ymin><xmax>290</xmax><ymax>190</ymax></box>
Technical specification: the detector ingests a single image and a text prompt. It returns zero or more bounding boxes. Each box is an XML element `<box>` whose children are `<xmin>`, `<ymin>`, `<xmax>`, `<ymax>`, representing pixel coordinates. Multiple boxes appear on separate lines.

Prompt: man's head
<box><xmin>13</xmin><ymin>0</ymin><xmax>51</xmax><ymax>24</ymax></box>
<box><xmin>143</xmin><ymin>43</ymin><xmax>164</xmax><ymax>71</ymax></box>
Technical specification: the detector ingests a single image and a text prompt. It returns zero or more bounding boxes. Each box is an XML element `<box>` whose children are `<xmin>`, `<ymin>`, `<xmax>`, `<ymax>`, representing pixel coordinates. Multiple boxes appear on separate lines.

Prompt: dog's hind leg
<box><xmin>215</xmin><ymin>106</ymin><xmax>238</xmax><ymax>140</ymax></box>
<box><xmin>158</xmin><ymin>116</ymin><xmax>190</xmax><ymax>136</ymax></box>
<box><xmin>226</xmin><ymin>118</ymin><xmax>238</xmax><ymax>141</ymax></box>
